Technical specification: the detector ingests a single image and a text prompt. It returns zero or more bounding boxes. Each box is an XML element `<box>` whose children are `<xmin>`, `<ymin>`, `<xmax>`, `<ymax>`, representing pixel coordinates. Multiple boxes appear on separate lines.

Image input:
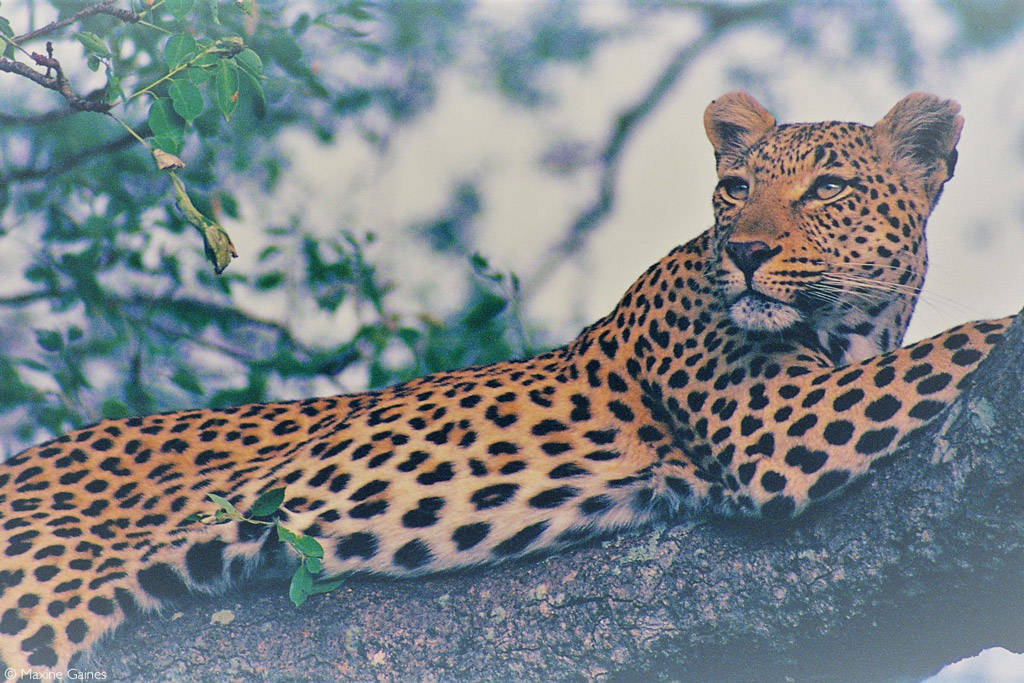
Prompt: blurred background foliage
<box><xmin>1</xmin><ymin>0</ymin><xmax>1023</xmax><ymax>453</ymax></box>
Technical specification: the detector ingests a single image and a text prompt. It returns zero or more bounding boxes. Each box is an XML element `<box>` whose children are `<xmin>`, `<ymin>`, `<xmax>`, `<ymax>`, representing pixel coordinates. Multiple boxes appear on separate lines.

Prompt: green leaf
<box><xmin>289</xmin><ymin>565</ymin><xmax>314</xmax><ymax>607</ymax></box>
<box><xmin>166</xmin><ymin>0</ymin><xmax>196</xmax><ymax>19</ymax></box>
<box><xmin>75</xmin><ymin>31</ymin><xmax>110</xmax><ymax>57</ymax></box>
<box><xmin>470</xmin><ymin>253</ymin><xmax>489</xmax><ymax>271</ymax></box>
<box><xmin>258</xmin><ymin>246</ymin><xmax>282</xmax><ymax>261</ymax></box>
<box><xmin>462</xmin><ymin>292</ymin><xmax>508</xmax><ymax>327</ymax></box>
<box><xmin>255</xmin><ymin>271</ymin><xmax>284</xmax><ymax>290</ymax></box>
<box><xmin>304</xmin><ymin>556</ymin><xmax>322</xmax><ymax>573</ymax></box>
<box><xmin>276</xmin><ymin>522</ymin><xmax>300</xmax><ymax>546</ymax></box>
<box><xmin>0</xmin><ymin>16</ymin><xmax>13</xmax><ymax>59</ymax></box>
<box><xmin>152</xmin><ymin>135</ymin><xmax>182</xmax><ymax>155</ymax></box>
<box><xmin>235</xmin><ymin>48</ymin><xmax>263</xmax><ymax>76</ymax></box>
<box><xmin>168</xmin><ymin>79</ymin><xmax>204</xmax><ymax>124</ymax></box>
<box><xmin>106</xmin><ymin>72</ymin><xmax>125</xmax><ymax>105</ymax></box>
<box><xmin>188</xmin><ymin>66</ymin><xmax>212</xmax><ymax>84</ymax></box>
<box><xmin>165</xmin><ymin>33</ymin><xmax>196</xmax><ymax>69</ymax></box>
<box><xmin>214</xmin><ymin>59</ymin><xmax>239</xmax><ymax>119</ymax></box>
<box><xmin>342</xmin><ymin>1</ymin><xmax>374</xmax><ymax>21</ymax></box>
<box><xmin>292</xmin><ymin>13</ymin><xmax>310</xmax><ymax>35</ymax></box>
<box><xmin>249</xmin><ymin>487</ymin><xmax>285</xmax><ymax>518</ymax></box>
<box><xmin>291</xmin><ymin>534</ymin><xmax>324</xmax><ymax>559</ymax></box>
<box><xmin>170</xmin><ymin>366</ymin><xmax>204</xmax><ymax>394</ymax></box>
<box><xmin>17</xmin><ymin>358</ymin><xmax>47</xmax><ymax>372</ymax></box>
<box><xmin>207</xmin><ymin>494</ymin><xmax>238</xmax><ymax>517</ymax></box>
<box><xmin>218</xmin><ymin>192</ymin><xmax>239</xmax><ymax>219</ymax></box>
<box><xmin>267</xmin><ymin>30</ymin><xmax>309</xmax><ymax>78</ymax></box>
<box><xmin>397</xmin><ymin>327</ymin><xmax>421</xmax><ymax>347</ymax></box>
<box><xmin>35</xmin><ymin>330</ymin><xmax>63</xmax><ymax>352</ymax></box>
<box><xmin>239</xmin><ymin>69</ymin><xmax>266</xmax><ymax>110</ymax></box>
<box><xmin>100</xmin><ymin>399</ymin><xmax>130</xmax><ymax>419</ymax></box>
<box><xmin>332</xmin><ymin>89</ymin><xmax>372</xmax><ymax>115</ymax></box>
<box><xmin>148</xmin><ymin>98</ymin><xmax>185</xmax><ymax>143</ymax></box>
<box><xmin>212</xmin><ymin>36</ymin><xmax>245</xmax><ymax>57</ymax></box>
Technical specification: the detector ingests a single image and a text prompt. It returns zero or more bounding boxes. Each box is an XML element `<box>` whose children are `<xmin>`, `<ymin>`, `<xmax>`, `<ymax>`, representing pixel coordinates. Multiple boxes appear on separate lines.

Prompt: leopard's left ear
<box><xmin>872</xmin><ymin>93</ymin><xmax>964</xmax><ymax>207</ymax></box>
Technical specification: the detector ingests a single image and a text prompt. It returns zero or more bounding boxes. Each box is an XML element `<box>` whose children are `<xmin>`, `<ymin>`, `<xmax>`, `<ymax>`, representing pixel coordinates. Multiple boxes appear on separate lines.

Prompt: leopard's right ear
<box><xmin>871</xmin><ymin>93</ymin><xmax>963</xmax><ymax>207</ymax></box>
<box><xmin>704</xmin><ymin>92</ymin><xmax>776</xmax><ymax>164</ymax></box>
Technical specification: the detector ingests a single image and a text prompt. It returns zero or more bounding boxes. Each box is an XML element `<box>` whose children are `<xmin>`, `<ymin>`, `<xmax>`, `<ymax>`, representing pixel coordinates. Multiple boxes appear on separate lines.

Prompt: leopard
<box><xmin>0</xmin><ymin>91</ymin><xmax>1014</xmax><ymax>676</ymax></box>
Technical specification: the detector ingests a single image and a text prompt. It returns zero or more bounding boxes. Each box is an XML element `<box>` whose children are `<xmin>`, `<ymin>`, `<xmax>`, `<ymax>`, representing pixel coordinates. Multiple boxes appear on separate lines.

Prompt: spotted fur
<box><xmin>0</xmin><ymin>92</ymin><xmax>1012</xmax><ymax>675</ymax></box>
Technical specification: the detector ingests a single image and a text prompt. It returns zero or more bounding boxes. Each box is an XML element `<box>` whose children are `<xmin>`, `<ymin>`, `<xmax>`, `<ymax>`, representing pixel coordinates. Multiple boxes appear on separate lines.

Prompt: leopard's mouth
<box><xmin>727</xmin><ymin>291</ymin><xmax>804</xmax><ymax>332</ymax></box>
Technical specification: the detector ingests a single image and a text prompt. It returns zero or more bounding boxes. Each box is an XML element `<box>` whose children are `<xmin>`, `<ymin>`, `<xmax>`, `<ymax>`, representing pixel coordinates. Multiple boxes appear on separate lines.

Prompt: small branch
<box><xmin>0</xmin><ymin>291</ymin><xmax>51</xmax><ymax>307</ymax></box>
<box><xmin>13</xmin><ymin>0</ymin><xmax>141</xmax><ymax>45</ymax></box>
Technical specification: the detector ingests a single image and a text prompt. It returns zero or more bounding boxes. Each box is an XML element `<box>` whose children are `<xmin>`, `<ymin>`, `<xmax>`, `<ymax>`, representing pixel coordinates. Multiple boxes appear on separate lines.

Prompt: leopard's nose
<box><xmin>725</xmin><ymin>240</ymin><xmax>774</xmax><ymax>279</ymax></box>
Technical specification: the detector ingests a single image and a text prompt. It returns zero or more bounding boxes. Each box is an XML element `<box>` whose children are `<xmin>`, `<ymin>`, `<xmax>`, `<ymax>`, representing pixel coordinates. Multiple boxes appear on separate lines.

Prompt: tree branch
<box><xmin>89</xmin><ymin>307</ymin><xmax>1024</xmax><ymax>681</ymax></box>
<box><xmin>0</xmin><ymin>56</ymin><xmax>112</xmax><ymax>112</ymax></box>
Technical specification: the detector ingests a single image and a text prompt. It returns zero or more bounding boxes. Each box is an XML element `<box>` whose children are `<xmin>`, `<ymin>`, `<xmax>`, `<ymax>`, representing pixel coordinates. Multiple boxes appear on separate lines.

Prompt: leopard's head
<box><xmin>703</xmin><ymin>91</ymin><xmax>963</xmax><ymax>364</ymax></box>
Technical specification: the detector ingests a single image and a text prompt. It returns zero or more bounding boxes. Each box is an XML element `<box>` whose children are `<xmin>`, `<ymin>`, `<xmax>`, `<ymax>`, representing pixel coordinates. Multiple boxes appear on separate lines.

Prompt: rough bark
<box><xmin>89</xmin><ymin>308</ymin><xmax>1024</xmax><ymax>682</ymax></box>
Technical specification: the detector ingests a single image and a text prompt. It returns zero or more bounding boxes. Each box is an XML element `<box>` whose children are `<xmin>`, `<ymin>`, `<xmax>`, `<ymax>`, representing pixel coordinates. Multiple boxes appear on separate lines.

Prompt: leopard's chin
<box><xmin>727</xmin><ymin>293</ymin><xmax>803</xmax><ymax>332</ymax></box>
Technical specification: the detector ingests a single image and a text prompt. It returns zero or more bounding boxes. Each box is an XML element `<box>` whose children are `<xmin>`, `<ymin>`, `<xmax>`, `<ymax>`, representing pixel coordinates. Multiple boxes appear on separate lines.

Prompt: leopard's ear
<box><xmin>704</xmin><ymin>92</ymin><xmax>776</xmax><ymax>165</ymax></box>
<box><xmin>872</xmin><ymin>93</ymin><xmax>964</xmax><ymax>207</ymax></box>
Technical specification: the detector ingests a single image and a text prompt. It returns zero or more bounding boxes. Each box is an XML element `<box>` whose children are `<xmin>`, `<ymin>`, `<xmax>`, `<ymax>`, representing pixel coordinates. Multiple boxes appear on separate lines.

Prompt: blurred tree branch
<box><xmin>0</xmin><ymin>286</ymin><xmax>350</xmax><ymax>370</ymax></box>
<box><xmin>0</xmin><ymin>131</ymin><xmax>135</xmax><ymax>182</ymax></box>
<box><xmin>12</xmin><ymin>0</ymin><xmax>140</xmax><ymax>45</ymax></box>
<box><xmin>525</xmin><ymin>1</ymin><xmax>791</xmax><ymax>299</ymax></box>
<box><xmin>526</xmin><ymin>33</ymin><xmax>716</xmax><ymax>298</ymax></box>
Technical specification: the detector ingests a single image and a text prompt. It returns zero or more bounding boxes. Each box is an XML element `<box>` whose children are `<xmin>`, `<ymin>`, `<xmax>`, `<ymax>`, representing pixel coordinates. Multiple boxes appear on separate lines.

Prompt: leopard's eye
<box><xmin>807</xmin><ymin>175</ymin><xmax>848</xmax><ymax>201</ymax></box>
<box><xmin>719</xmin><ymin>177</ymin><xmax>749</xmax><ymax>202</ymax></box>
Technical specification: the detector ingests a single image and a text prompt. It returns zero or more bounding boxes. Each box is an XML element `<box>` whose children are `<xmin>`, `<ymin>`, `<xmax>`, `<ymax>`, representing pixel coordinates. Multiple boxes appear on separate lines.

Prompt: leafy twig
<box><xmin>126</xmin><ymin>37</ymin><xmax>245</xmax><ymax>105</ymax></box>
<box><xmin>186</xmin><ymin>488</ymin><xmax>344</xmax><ymax>607</ymax></box>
